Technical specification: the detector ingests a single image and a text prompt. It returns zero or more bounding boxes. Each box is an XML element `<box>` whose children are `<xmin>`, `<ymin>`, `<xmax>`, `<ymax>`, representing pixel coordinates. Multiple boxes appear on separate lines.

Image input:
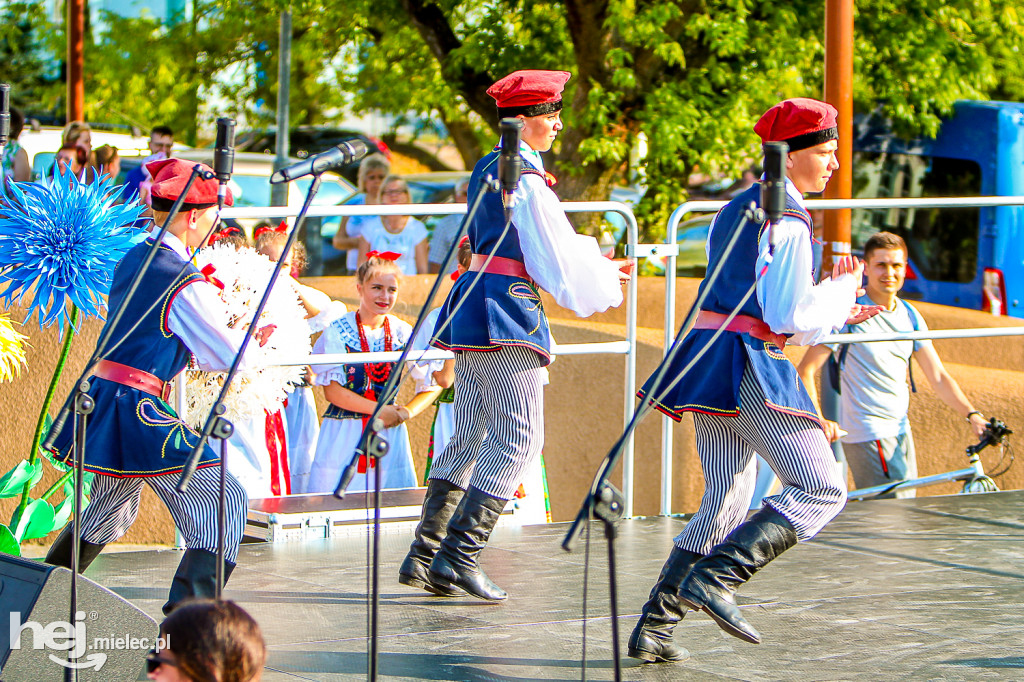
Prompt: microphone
<box><xmin>270</xmin><ymin>139</ymin><xmax>368</xmax><ymax>185</ymax></box>
<box><xmin>213</xmin><ymin>117</ymin><xmax>236</xmax><ymax>210</ymax></box>
<box><xmin>0</xmin><ymin>84</ymin><xmax>11</xmax><ymax>149</ymax></box>
<box><xmin>761</xmin><ymin>141</ymin><xmax>788</xmax><ymax>225</ymax></box>
<box><xmin>498</xmin><ymin>118</ymin><xmax>523</xmax><ymax>215</ymax></box>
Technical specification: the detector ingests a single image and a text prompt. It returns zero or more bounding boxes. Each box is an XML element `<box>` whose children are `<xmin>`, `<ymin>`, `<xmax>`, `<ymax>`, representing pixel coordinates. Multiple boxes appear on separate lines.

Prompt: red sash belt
<box><xmin>694</xmin><ymin>310</ymin><xmax>788</xmax><ymax>349</ymax></box>
<box><xmin>92</xmin><ymin>359</ymin><xmax>172</xmax><ymax>401</ymax></box>
<box><xmin>469</xmin><ymin>254</ymin><xmax>531</xmax><ymax>281</ymax></box>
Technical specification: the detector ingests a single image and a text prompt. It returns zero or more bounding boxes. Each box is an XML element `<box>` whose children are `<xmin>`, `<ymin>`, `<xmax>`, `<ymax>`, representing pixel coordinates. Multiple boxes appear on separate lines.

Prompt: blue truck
<box><xmin>852</xmin><ymin>100</ymin><xmax>1024</xmax><ymax>317</ymax></box>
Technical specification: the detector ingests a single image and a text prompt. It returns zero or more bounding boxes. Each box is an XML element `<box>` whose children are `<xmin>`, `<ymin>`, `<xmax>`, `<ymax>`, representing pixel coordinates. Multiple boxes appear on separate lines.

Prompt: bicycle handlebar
<box><xmin>966</xmin><ymin>418</ymin><xmax>1012</xmax><ymax>456</ymax></box>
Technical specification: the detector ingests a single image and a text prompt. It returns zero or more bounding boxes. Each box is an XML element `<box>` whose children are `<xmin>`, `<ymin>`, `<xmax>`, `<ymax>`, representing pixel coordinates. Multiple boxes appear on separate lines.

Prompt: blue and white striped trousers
<box><xmin>79</xmin><ymin>464</ymin><xmax>248</xmax><ymax>563</ymax></box>
<box><xmin>427</xmin><ymin>345</ymin><xmax>545</xmax><ymax>499</ymax></box>
<box><xmin>674</xmin><ymin>365</ymin><xmax>846</xmax><ymax>554</ymax></box>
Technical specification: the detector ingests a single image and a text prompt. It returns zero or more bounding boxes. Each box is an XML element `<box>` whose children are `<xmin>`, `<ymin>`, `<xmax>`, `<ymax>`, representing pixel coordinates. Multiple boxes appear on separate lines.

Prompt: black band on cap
<box><xmin>497</xmin><ymin>100</ymin><xmax>563</xmax><ymax>119</ymax></box>
<box><xmin>151</xmin><ymin>197</ymin><xmax>218</xmax><ymax>213</ymax></box>
<box><xmin>783</xmin><ymin>127</ymin><xmax>838</xmax><ymax>153</ymax></box>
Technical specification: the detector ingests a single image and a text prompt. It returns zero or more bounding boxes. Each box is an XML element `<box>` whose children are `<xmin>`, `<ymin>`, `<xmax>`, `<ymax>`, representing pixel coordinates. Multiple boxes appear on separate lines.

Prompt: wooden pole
<box><xmin>67</xmin><ymin>0</ymin><xmax>85</xmax><ymax>122</ymax></box>
<box><xmin>822</xmin><ymin>0</ymin><xmax>853</xmax><ymax>272</ymax></box>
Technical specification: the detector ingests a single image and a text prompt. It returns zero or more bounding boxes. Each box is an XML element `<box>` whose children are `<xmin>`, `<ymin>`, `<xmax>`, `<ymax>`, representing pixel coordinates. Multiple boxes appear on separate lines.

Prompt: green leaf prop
<box><xmin>53</xmin><ymin>495</ymin><xmax>74</xmax><ymax>530</ymax></box>
<box><xmin>14</xmin><ymin>499</ymin><xmax>55</xmax><ymax>542</ymax></box>
<box><xmin>0</xmin><ymin>461</ymin><xmax>36</xmax><ymax>498</ymax></box>
<box><xmin>0</xmin><ymin>526</ymin><xmax>20</xmax><ymax>557</ymax></box>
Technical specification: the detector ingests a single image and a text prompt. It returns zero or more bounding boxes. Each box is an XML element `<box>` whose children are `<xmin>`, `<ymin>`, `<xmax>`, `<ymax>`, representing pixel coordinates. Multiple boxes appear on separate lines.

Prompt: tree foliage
<box><xmin>4</xmin><ymin>0</ymin><xmax>1024</xmax><ymax>236</ymax></box>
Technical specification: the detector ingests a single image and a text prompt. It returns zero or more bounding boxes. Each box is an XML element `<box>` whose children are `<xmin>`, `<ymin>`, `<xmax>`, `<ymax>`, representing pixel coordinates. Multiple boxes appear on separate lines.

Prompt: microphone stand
<box><xmin>562</xmin><ymin>201</ymin><xmax>765</xmax><ymax>682</ymax></box>
<box><xmin>332</xmin><ymin>173</ymin><xmax>498</xmax><ymax>682</ymax></box>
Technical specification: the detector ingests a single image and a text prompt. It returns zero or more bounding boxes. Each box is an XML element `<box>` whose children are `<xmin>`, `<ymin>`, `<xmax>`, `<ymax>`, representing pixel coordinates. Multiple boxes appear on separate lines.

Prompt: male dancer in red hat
<box><xmin>627</xmin><ymin>98</ymin><xmax>882</xmax><ymax>661</ymax></box>
<box><xmin>45</xmin><ymin>158</ymin><xmax>270</xmax><ymax>615</ymax></box>
<box><xmin>399</xmin><ymin>69</ymin><xmax>632</xmax><ymax>601</ymax></box>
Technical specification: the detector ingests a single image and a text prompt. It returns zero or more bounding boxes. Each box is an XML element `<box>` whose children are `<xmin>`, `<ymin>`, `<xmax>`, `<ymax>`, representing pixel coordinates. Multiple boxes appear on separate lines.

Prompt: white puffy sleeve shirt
<box><xmin>754</xmin><ymin>181</ymin><xmax>858</xmax><ymax>346</ymax></box>
<box><xmin>161</xmin><ymin>233</ymin><xmax>261</xmax><ymax>371</ymax></box>
<box><xmin>512</xmin><ymin>162</ymin><xmax>624</xmax><ymax>318</ymax></box>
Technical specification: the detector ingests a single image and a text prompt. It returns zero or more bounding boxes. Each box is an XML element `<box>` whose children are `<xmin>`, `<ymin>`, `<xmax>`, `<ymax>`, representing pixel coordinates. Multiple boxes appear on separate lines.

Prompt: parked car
<box><xmin>641</xmin><ymin>214</ymin><xmax>712</xmax><ymax>277</ymax></box>
<box><xmin>235</xmin><ymin>126</ymin><xmax>391</xmax><ymax>184</ymax></box>
<box><xmin>120</xmin><ymin>150</ymin><xmax>357</xmax><ymax>233</ymax></box>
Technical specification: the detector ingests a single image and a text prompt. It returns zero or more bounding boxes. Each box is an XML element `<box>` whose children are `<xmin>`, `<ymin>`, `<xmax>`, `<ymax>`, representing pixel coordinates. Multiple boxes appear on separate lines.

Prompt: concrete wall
<box><xmin>4</xmin><ymin>275</ymin><xmax>1023</xmax><ymax>547</ymax></box>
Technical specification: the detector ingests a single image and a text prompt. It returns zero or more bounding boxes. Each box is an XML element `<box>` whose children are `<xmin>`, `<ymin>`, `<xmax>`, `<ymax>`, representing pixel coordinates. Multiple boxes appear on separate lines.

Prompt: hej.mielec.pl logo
<box><xmin>9</xmin><ymin>610</ymin><xmax>168</xmax><ymax>672</ymax></box>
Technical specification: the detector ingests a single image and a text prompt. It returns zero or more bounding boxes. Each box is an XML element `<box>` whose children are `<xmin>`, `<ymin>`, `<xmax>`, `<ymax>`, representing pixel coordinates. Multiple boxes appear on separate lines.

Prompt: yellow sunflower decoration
<box><xmin>0</xmin><ymin>313</ymin><xmax>27</xmax><ymax>383</ymax></box>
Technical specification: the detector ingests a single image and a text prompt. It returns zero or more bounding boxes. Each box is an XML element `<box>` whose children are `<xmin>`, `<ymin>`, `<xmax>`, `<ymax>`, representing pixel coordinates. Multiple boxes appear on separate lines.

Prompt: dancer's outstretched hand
<box><xmin>846</xmin><ymin>303</ymin><xmax>883</xmax><ymax>325</ymax></box>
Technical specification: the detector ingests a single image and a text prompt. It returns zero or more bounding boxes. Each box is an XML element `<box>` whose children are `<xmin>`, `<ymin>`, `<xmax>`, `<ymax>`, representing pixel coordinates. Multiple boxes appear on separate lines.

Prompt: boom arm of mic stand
<box><xmin>177</xmin><ymin>174</ymin><xmax>323</xmax><ymax>493</ymax></box>
<box><xmin>334</xmin><ymin>175</ymin><xmax>499</xmax><ymax>498</ymax></box>
<box><xmin>43</xmin><ymin>166</ymin><xmax>213</xmax><ymax>452</ymax></box>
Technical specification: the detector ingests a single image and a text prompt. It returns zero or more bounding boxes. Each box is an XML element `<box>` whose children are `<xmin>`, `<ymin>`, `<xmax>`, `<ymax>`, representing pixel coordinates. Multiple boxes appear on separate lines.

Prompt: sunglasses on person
<box><xmin>146</xmin><ymin>648</ymin><xmax>178</xmax><ymax>673</ymax></box>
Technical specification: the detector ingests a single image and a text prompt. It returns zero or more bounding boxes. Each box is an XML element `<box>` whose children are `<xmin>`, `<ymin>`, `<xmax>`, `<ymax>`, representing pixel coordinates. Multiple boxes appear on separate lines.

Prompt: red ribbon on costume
<box><xmin>264</xmin><ymin>409</ymin><xmax>291</xmax><ymax>496</ymax></box>
<box><xmin>544</xmin><ymin>171</ymin><xmax>557</xmax><ymax>187</ymax></box>
<box><xmin>200</xmin><ymin>264</ymin><xmax>225</xmax><ymax>290</ymax></box>
<box><xmin>254</xmin><ymin>220</ymin><xmax>288</xmax><ymax>241</ymax></box>
<box><xmin>365</xmin><ymin>250</ymin><xmax>401</xmax><ymax>262</ymax></box>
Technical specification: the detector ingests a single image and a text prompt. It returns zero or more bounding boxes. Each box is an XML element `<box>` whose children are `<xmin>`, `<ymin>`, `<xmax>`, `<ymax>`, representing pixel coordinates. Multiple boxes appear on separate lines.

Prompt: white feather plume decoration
<box><xmin>183</xmin><ymin>243</ymin><xmax>311</xmax><ymax>427</ymax></box>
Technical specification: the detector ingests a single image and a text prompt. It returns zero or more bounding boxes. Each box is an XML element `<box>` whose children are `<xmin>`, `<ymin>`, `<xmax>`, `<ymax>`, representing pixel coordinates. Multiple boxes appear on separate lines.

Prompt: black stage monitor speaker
<box><xmin>0</xmin><ymin>554</ymin><xmax>158</xmax><ymax>681</ymax></box>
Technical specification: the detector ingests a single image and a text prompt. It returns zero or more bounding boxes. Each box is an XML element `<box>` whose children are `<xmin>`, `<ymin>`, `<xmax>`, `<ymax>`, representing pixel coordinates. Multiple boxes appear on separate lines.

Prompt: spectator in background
<box><xmin>332</xmin><ymin>152</ymin><xmax>390</xmax><ymax>275</ymax></box>
<box><xmin>62</xmin><ymin>121</ymin><xmax>92</xmax><ymax>180</ymax></box>
<box><xmin>357</xmin><ymin>175</ymin><xmax>429</xmax><ymax>275</ymax></box>
<box><xmin>94</xmin><ymin>145</ymin><xmax>121</xmax><ymax>182</ymax></box>
<box><xmin>148</xmin><ymin>599</ymin><xmax>266</xmax><ymax>682</ymax></box>
<box><xmin>125</xmin><ymin>125</ymin><xmax>175</xmax><ymax>201</ymax></box>
<box><xmin>53</xmin><ymin>145</ymin><xmax>81</xmax><ymax>178</ymax></box>
<box><xmin>428</xmin><ymin>178</ymin><xmax>470</xmax><ymax>274</ymax></box>
<box><xmin>797</xmin><ymin>231</ymin><xmax>988</xmax><ymax>498</ymax></box>
<box><xmin>1</xmin><ymin>107</ymin><xmax>30</xmax><ymax>185</ymax></box>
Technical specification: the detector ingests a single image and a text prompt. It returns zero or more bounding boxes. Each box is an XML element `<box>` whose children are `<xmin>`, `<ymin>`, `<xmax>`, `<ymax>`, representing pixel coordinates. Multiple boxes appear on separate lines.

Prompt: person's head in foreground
<box><xmin>147</xmin><ymin>599</ymin><xmax>266</xmax><ymax>682</ymax></box>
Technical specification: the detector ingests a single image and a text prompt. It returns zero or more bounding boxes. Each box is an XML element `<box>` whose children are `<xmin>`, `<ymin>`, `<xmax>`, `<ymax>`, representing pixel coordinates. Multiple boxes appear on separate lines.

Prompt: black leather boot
<box><xmin>45</xmin><ymin>525</ymin><xmax>107</xmax><ymax>572</ymax></box>
<box><xmin>428</xmin><ymin>487</ymin><xmax>507</xmax><ymax>602</ymax></box>
<box><xmin>162</xmin><ymin>549</ymin><xmax>236</xmax><ymax>616</ymax></box>
<box><xmin>627</xmin><ymin>546</ymin><xmax>702</xmax><ymax>663</ymax></box>
<box><xmin>399</xmin><ymin>479</ymin><xmax>465</xmax><ymax>596</ymax></box>
<box><xmin>676</xmin><ymin>507</ymin><xmax>798</xmax><ymax>644</ymax></box>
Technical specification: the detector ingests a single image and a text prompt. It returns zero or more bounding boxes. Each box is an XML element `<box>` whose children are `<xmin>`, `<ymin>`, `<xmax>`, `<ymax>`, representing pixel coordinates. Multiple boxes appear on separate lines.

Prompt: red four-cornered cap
<box><xmin>754</xmin><ymin>98</ymin><xmax>839</xmax><ymax>152</ymax></box>
<box><xmin>488</xmin><ymin>70</ymin><xmax>571</xmax><ymax>116</ymax></box>
<box><xmin>146</xmin><ymin>157</ymin><xmax>233</xmax><ymax>208</ymax></box>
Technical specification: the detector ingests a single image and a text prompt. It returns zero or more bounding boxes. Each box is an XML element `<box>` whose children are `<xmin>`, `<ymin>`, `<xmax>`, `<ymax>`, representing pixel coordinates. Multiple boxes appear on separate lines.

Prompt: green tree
<box><xmin>280</xmin><ymin>0</ymin><xmax>1024</xmax><ymax>236</ymax></box>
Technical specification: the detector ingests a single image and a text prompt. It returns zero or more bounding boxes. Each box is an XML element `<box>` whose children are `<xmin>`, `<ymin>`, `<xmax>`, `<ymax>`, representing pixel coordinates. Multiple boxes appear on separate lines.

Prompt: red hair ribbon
<box><xmin>254</xmin><ymin>220</ymin><xmax>288</xmax><ymax>241</ymax></box>
<box><xmin>200</xmin><ymin>263</ymin><xmax>225</xmax><ymax>290</ymax></box>
<box><xmin>365</xmin><ymin>250</ymin><xmax>401</xmax><ymax>262</ymax></box>
<box><xmin>209</xmin><ymin>226</ymin><xmax>237</xmax><ymax>245</ymax></box>
<box><xmin>458</xmin><ymin>235</ymin><xmax>471</xmax><ymax>248</ymax></box>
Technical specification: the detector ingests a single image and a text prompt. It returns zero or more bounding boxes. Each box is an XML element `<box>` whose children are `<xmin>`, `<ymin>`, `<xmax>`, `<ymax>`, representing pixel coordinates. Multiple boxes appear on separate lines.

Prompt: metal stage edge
<box><xmin>84</xmin><ymin>490</ymin><xmax>1024</xmax><ymax>681</ymax></box>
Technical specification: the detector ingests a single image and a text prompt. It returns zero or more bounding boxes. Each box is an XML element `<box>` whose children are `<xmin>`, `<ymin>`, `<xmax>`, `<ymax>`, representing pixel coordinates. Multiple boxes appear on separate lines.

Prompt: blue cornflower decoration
<box><xmin>0</xmin><ymin>166</ymin><xmax>144</xmax><ymax>334</ymax></box>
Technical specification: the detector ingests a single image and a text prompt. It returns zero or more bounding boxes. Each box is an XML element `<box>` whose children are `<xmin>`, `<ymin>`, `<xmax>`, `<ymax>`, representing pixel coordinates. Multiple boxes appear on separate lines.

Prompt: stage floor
<box><xmin>89</xmin><ymin>490</ymin><xmax>1024</xmax><ymax>681</ymax></box>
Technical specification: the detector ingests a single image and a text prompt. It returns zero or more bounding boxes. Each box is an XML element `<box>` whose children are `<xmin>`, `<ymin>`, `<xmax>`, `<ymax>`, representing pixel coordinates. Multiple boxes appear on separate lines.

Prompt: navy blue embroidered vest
<box><xmin>638</xmin><ymin>183</ymin><xmax>821</xmax><ymax>424</ymax></box>
<box><xmin>104</xmin><ymin>239</ymin><xmax>205</xmax><ymax>380</ymax></box>
<box><xmin>46</xmin><ymin>239</ymin><xmax>222</xmax><ymax>476</ymax></box>
<box><xmin>432</xmin><ymin>151</ymin><xmax>552</xmax><ymax>364</ymax></box>
<box><xmin>322</xmin><ymin>354</ymin><xmax>400</xmax><ymax>420</ymax></box>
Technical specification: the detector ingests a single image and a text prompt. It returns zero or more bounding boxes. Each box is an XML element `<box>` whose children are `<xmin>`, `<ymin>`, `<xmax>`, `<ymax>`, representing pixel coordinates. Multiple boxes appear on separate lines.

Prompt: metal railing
<box><xmin>218</xmin><ymin>200</ymin><xmax>645</xmax><ymax>517</ymax></box>
<box><xmin>658</xmin><ymin>195</ymin><xmax>1024</xmax><ymax>515</ymax></box>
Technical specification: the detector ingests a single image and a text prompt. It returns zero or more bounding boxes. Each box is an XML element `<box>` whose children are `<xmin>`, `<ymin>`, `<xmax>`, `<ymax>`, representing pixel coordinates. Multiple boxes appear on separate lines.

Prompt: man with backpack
<box><xmin>797</xmin><ymin>231</ymin><xmax>989</xmax><ymax>498</ymax></box>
